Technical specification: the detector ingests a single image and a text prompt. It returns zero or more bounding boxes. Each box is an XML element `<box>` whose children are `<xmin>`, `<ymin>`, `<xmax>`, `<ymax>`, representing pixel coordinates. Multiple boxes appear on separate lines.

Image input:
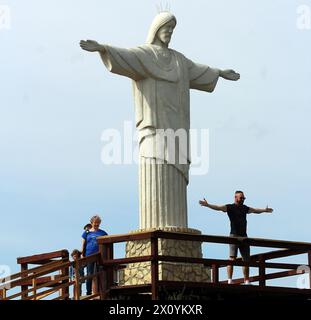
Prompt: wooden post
<box><xmin>308</xmin><ymin>251</ymin><xmax>311</xmax><ymax>289</ymax></box>
<box><xmin>32</xmin><ymin>278</ymin><xmax>37</xmax><ymax>300</ymax></box>
<box><xmin>101</xmin><ymin>243</ymin><xmax>108</xmax><ymax>300</ymax></box>
<box><xmin>106</xmin><ymin>244</ymin><xmax>114</xmax><ymax>290</ymax></box>
<box><xmin>2</xmin><ymin>288</ymin><xmax>7</xmax><ymax>300</ymax></box>
<box><xmin>74</xmin><ymin>260</ymin><xmax>81</xmax><ymax>300</ymax></box>
<box><xmin>21</xmin><ymin>263</ymin><xmax>28</xmax><ymax>299</ymax></box>
<box><xmin>151</xmin><ymin>235</ymin><xmax>159</xmax><ymax>300</ymax></box>
<box><xmin>258</xmin><ymin>255</ymin><xmax>266</xmax><ymax>287</ymax></box>
<box><xmin>212</xmin><ymin>264</ymin><xmax>219</xmax><ymax>283</ymax></box>
<box><xmin>60</xmin><ymin>252</ymin><xmax>70</xmax><ymax>299</ymax></box>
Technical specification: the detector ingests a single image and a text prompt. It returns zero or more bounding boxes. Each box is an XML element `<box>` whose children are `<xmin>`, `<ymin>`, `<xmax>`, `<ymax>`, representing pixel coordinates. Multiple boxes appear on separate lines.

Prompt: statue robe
<box><xmin>99</xmin><ymin>44</ymin><xmax>220</xmax><ymax>229</ymax></box>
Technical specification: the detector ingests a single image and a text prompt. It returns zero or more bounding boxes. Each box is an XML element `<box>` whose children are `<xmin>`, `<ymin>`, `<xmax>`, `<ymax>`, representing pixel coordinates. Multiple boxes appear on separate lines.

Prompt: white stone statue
<box><xmin>80</xmin><ymin>12</ymin><xmax>240</xmax><ymax>230</ymax></box>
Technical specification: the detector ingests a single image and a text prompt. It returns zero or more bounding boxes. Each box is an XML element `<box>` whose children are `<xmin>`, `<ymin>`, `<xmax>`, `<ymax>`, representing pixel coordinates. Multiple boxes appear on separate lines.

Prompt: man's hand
<box><xmin>199</xmin><ymin>198</ymin><xmax>208</xmax><ymax>207</ymax></box>
<box><xmin>199</xmin><ymin>199</ymin><xmax>227</xmax><ymax>212</ymax></box>
<box><xmin>219</xmin><ymin>69</ymin><xmax>240</xmax><ymax>81</ymax></box>
<box><xmin>80</xmin><ymin>39</ymin><xmax>103</xmax><ymax>52</ymax></box>
<box><xmin>249</xmin><ymin>206</ymin><xmax>274</xmax><ymax>214</ymax></box>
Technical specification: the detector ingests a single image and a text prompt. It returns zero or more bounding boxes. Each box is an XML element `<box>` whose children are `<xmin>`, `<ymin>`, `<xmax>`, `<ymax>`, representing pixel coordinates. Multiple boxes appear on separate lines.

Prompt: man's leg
<box><xmin>227</xmin><ymin>241</ymin><xmax>238</xmax><ymax>284</ymax></box>
<box><xmin>242</xmin><ymin>265</ymin><xmax>250</xmax><ymax>283</ymax></box>
<box><xmin>240</xmin><ymin>244</ymin><xmax>251</xmax><ymax>284</ymax></box>
<box><xmin>227</xmin><ymin>257</ymin><xmax>236</xmax><ymax>284</ymax></box>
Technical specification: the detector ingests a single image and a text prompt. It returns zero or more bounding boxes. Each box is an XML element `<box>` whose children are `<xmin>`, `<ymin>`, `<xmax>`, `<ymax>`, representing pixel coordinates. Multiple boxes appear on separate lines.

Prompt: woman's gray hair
<box><xmin>90</xmin><ymin>215</ymin><xmax>101</xmax><ymax>223</ymax></box>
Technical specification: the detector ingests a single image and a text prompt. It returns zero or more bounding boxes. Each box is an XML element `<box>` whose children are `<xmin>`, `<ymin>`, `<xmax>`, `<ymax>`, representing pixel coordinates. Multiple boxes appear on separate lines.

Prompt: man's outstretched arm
<box><xmin>199</xmin><ymin>198</ymin><xmax>227</xmax><ymax>212</ymax></box>
<box><xmin>248</xmin><ymin>206</ymin><xmax>273</xmax><ymax>214</ymax></box>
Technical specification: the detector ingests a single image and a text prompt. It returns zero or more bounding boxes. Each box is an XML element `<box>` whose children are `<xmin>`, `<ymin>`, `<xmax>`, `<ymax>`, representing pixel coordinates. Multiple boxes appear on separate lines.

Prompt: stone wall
<box><xmin>118</xmin><ymin>227</ymin><xmax>211</xmax><ymax>285</ymax></box>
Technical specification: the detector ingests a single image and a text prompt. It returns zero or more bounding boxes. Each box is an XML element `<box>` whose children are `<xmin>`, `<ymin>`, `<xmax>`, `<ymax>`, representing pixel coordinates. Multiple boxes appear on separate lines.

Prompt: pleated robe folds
<box><xmin>100</xmin><ymin>44</ymin><xmax>219</xmax><ymax>229</ymax></box>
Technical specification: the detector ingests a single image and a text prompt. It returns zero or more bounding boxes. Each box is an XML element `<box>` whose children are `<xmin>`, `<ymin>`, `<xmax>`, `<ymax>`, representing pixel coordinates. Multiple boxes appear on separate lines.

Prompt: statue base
<box><xmin>118</xmin><ymin>227</ymin><xmax>211</xmax><ymax>285</ymax></box>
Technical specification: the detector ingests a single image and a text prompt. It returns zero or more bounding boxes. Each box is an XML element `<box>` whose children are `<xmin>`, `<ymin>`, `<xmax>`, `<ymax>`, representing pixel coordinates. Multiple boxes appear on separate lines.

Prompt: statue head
<box><xmin>146</xmin><ymin>12</ymin><xmax>177</xmax><ymax>46</ymax></box>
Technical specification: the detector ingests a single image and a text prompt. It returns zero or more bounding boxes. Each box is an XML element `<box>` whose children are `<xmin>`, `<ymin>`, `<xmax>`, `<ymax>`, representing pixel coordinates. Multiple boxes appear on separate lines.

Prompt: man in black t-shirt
<box><xmin>199</xmin><ymin>190</ymin><xmax>273</xmax><ymax>285</ymax></box>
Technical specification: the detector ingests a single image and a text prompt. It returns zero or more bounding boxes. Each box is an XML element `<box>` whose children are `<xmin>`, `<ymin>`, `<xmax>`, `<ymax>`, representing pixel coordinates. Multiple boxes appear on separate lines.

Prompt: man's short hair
<box><xmin>235</xmin><ymin>190</ymin><xmax>244</xmax><ymax>194</ymax></box>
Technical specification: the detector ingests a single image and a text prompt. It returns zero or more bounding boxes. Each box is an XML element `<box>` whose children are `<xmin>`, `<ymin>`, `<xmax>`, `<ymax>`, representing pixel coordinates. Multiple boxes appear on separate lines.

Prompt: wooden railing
<box><xmin>71</xmin><ymin>253</ymin><xmax>104</xmax><ymax>300</ymax></box>
<box><xmin>16</xmin><ymin>249</ymin><xmax>70</xmax><ymax>299</ymax></box>
<box><xmin>2</xmin><ymin>232</ymin><xmax>311</xmax><ymax>300</ymax></box>
<box><xmin>97</xmin><ymin>231</ymin><xmax>311</xmax><ymax>300</ymax></box>
<box><xmin>0</xmin><ymin>250</ymin><xmax>103</xmax><ymax>300</ymax></box>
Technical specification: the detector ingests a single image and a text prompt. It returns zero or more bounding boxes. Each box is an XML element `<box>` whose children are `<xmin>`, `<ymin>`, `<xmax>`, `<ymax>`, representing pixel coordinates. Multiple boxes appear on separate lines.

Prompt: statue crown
<box><xmin>156</xmin><ymin>2</ymin><xmax>171</xmax><ymax>14</ymax></box>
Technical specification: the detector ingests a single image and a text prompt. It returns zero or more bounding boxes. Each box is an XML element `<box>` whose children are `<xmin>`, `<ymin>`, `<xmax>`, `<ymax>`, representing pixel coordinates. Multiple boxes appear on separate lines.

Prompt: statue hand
<box><xmin>220</xmin><ymin>69</ymin><xmax>240</xmax><ymax>81</ymax></box>
<box><xmin>80</xmin><ymin>39</ymin><xmax>102</xmax><ymax>52</ymax></box>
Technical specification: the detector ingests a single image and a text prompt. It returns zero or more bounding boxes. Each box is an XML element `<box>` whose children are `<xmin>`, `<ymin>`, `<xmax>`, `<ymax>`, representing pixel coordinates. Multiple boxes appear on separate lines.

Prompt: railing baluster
<box><xmin>60</xmin><ymin>252</ymin><xmax>69</xmax><ymax>299</ymax></box>
<box><xmin>101</xmin><ymin>243</ymin><xmax>109</xmax><ymax>299</ymax></box>
<box><xmin>308</xmin><ymin>251</ymin><xmax>311</xmax><ymax>289</ymax></box>
<box><xmin>106</xmin><ymin>243</ymin><xmax>114</xmax><ymax>290</ymax></box>
<box><xmin>21</xmin><ymin>263</ymin><xmax>28</xmax><ymax>299</ymax></box>
<box><xmin>259</xmin><ymin>255</ymin><xmax>266</xmax><ymax>287</ymax></box>
<box><xmin>212</xmin><ymin>264</ymin><xmax>219</xmax><ymax>283</ymax></box>
<box><xmin>74</xmin><ymin>260</ymin><xmax>81</xmax><ymax>300</ymax></box>
<box><xmin>32</xmin><ymin>278</ymin><xmax>37</xmax><ymax>300</ymax></box>
<box><xmin>151</xmin><ymin>235</ymin><xmax>159</xmax><ymax>300</ymax></box>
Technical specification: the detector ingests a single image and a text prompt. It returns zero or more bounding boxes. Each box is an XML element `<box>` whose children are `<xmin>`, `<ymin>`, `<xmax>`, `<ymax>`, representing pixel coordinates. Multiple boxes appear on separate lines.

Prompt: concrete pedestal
<box><xmin>118</xmin><ymin>227</ymin><xmax>211</xmax><ymax>285</ymax></box>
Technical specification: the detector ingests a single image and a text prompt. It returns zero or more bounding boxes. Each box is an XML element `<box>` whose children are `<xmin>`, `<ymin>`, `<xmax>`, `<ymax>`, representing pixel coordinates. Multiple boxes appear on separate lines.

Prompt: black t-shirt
<box><xmin>226</xmin><ymin>203</ymin><xmax>250</xmax><ymax>236</ymax></box>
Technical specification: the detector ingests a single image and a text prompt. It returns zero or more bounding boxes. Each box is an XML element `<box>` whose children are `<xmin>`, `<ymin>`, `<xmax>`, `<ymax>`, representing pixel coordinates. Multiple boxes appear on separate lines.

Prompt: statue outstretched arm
<box><xmin>187</xmin><ymin>58</ymin><xmax>240</xmax><ymax>92</ymax></box>
<box><xmin>80</xmin><ymin>40</ymin><xmax>147</xmax><ymax>81</ymax></box>
<box><xmin>80</xmin><ymin>40</ymin><xmax>105</xmax><ymax>53</ymax></box>
<box><xmin>219</xmin><ymin>69</ymin><xmax>240</xmax><ymax>81</ymax></box>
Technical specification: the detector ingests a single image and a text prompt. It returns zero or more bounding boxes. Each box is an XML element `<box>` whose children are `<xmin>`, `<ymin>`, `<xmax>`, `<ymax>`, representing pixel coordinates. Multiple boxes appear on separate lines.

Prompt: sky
<box><xmin>1</xmin><ymin>0</ymin><xmax>311</xmax><ymax>287</ymax></box>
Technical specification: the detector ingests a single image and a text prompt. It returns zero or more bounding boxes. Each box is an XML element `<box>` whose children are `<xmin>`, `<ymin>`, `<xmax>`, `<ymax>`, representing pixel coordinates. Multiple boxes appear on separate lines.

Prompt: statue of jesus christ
<box><xmin>80</xmin><ymin>12</ymin><xmax>240</xmax><ymax>230</ymax></box>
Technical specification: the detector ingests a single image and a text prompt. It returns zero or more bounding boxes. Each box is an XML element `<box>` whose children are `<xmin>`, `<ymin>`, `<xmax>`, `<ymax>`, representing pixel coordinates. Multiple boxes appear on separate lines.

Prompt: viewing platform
<box><xmin>1</xmin><ymin>230</ymin><xmax>311</xmax><ymax>300</ymax></box>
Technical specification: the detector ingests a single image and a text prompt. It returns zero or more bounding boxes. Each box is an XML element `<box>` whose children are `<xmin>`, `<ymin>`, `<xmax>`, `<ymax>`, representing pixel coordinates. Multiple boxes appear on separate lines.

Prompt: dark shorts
<box><xmin>229</xmin><ymin>234</ymin><xmax>250</xmax><ymax>262</ymax></box>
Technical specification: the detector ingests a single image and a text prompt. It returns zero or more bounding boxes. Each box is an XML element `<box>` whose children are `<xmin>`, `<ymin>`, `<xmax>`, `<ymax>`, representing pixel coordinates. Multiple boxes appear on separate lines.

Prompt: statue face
<box><xmin>156</xmin><ymin>20</ymin><xmax>176</xmax><ymax>45</ymax></box>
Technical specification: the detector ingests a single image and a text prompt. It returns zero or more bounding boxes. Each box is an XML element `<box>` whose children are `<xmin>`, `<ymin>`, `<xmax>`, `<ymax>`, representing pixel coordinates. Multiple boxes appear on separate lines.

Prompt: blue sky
<box><xmin>1</xmin><ymin>0</ymin><xmax>311</xmax><ymax>286</ymax></box>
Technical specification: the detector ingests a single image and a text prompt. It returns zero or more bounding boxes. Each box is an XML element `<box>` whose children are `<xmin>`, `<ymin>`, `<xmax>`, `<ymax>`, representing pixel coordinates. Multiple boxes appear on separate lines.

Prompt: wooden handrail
<box><xmin>81</xmin><ymin>293</ymin><xmax>100</xmax><ymax>300</ymax></box>
<box><xmin>0</xmin><ymin>260</ymin><xmax>62</xmax><ymax>284</ymax></box>
<box><xmin>1</xmin><ymin>260</ymin><xmax>71</xmax><ymax>291</ymax></box>
<box><xmin>100</xmin><ymin>255</ymin><xmax>301</xmax><ymax>270</ymax></box>
<box><xmin>236</xmin><ymin>248</ymin><xmax>305</xmax><ymax>262</ymax></box>
<box><xmin>97</xmin><ymin>231</ymin><xmax>311</xmax><ymax>251</ymax></box>
<box><xmin>221</xmin><ymin>269</ymin><xmax>300</xmax><ymax>285</ymax></box>
<box><xmin>17</xmin><ymin>249</ymin><xmax>69</xmax><ymax>265</ymax></box>
<box><xmin>71</xmin><ymin>253</ymin><xmax>100</xmax><ymax>268</ymax></box>
<box><xmin>26</xmin><ymin>281</ymin><xmax>74</xmax><ymax>300</ymax></box>
<box><xmin>4</xmin><ymin>275</ymin><xmax>71</xmax><ymax>300</ymax></box>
